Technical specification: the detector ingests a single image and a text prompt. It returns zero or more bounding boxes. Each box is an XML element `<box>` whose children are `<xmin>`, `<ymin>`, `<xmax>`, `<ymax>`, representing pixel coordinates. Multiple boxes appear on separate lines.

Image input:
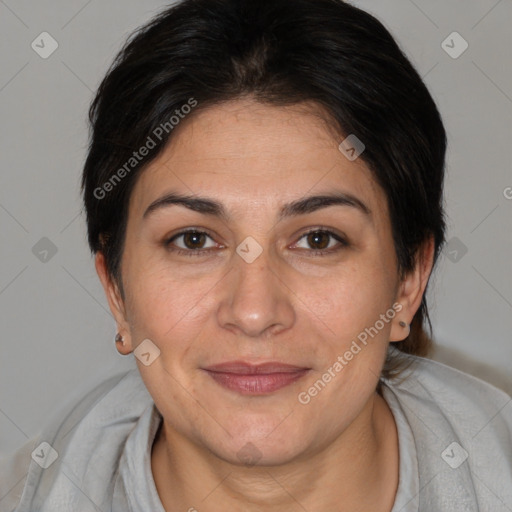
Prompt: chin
<box><xmin>220</xmin><ymin>440</ymin><xmax>305</xmax><ymax>467</ymax></box>
<box><xmin>205</xmin><ymin>416</ymin><xmax>309</xmax><ymax>467</ymax></box>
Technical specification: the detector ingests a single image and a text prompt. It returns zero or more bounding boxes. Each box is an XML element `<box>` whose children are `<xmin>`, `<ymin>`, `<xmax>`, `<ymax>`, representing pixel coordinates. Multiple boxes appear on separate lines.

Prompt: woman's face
<box><xmin>99</xmin><ymin>99</ymin><xmax>415</xmax><ymax>465</ymax></box>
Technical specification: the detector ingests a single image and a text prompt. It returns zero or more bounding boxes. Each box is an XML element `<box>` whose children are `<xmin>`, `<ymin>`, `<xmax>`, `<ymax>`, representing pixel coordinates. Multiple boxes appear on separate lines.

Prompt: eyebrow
<box><xmin>143</xmin><ymin>190</ymin><xmax>371</xmax><ymax>223</ymax></box>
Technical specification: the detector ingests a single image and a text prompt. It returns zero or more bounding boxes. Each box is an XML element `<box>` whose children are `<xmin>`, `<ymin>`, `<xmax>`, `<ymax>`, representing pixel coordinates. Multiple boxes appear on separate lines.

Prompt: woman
<box><xmin>1</xmin><ymin>0</ymin><xmax>511</xmax><ymax>510</ymax></box>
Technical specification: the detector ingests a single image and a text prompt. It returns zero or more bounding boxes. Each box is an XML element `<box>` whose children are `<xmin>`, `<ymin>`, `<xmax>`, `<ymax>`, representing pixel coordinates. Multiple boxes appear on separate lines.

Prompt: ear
<box><xmin>95</xmin><ymin>251</ymin><xmax>133</xmax><ymax>355</ymax></box>
<box><xmin>389</xmin><ymin>235</ymin><xmax>435</xmax><ymax>342</ymax></box>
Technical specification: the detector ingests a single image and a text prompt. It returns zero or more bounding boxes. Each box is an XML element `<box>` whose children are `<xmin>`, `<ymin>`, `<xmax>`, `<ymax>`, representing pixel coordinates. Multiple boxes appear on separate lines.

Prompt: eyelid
<box><xmin>164</xmin><ymin>226</ymin><xmax>349</xmax><ymax>257</ymax></box>
<box><xmin>165</xmin><ymin>228</ymin><xmax>221</xmax><ymax>251</ymax></box>
<box><xmin>291</xmin><ymin>227</ymin><xmax>349</xmax><ymax>251</ymax></box>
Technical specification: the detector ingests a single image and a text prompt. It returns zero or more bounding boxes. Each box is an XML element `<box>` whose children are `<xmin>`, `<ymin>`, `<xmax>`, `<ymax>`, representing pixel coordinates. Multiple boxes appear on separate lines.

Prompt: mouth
<box><xmin>202</xmin><ymin>361</ymin><xmax>311</xmax><ymax>395</ymax></box>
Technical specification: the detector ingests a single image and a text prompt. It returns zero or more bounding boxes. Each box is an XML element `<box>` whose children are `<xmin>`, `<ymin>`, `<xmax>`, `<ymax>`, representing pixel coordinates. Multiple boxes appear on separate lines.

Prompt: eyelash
<box><xmin>164</xmin><ymin>227</ymin><xmax>349</xmax><ymax>258</ymax></box>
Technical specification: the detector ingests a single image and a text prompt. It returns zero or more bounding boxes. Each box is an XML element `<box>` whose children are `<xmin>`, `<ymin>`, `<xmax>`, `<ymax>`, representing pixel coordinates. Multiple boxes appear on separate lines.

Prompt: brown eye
<box><xmin>294</xmin><ymin>229</ymin><xmax>348</xmax><ymax>255</ymax></box>
<box><xmin>182</xmin><ymin>231</ymin><xmax>208</xmax><ymax>249</ymax></box>
<box><xmin>306</xmin><ymin>231</ymin><xmax>331</xmax><ymax>250</ymax></box>
<box><xmin>165</xmin><ymin>229</ymin><xmax>219</xmax><ymax>256</ymax></box>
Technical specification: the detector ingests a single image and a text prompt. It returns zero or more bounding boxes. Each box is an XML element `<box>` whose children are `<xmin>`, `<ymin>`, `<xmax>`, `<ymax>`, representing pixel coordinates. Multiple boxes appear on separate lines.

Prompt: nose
<box><xmin>216</xmin><ymin>249</ymin><xmax>295</xmax><ymax>338</ymax></box>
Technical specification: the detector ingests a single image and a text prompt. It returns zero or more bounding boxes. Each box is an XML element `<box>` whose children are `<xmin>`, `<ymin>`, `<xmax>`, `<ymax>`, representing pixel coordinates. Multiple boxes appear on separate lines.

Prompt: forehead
<box><xmin>129</xmin><ymin>99</ymin><xmax>386</xmax><ymax>220</ymax></box>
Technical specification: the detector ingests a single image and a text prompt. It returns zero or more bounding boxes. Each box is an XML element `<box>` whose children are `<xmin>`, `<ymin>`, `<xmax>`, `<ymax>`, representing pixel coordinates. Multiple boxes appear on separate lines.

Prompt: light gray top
<box><xmin>1</xmin><ymin>353</ymin><xmax>511</xmax><ymax>511</ymax></box>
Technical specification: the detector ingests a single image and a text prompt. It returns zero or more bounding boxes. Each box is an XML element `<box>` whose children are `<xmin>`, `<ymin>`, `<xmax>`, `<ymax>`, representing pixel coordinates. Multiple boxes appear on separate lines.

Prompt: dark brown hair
<box><xmin>81</xmin><ymin>0</ymin><xmax>447</xmax><ymax>365</ymax></box>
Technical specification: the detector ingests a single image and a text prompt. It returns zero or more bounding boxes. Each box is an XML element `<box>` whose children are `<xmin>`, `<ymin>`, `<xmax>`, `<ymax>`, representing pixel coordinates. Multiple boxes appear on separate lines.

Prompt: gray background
<box><xmin>1</xmin><ymin>0</ymin><xmax>511</xmax><ymax>455</ymax></box>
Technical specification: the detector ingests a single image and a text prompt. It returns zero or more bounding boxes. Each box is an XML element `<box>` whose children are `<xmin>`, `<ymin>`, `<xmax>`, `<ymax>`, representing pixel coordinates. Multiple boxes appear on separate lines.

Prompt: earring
<box><xmin>115</xmin><ymin>333</ymin><xmax>124</xmax><ymax>344</ymax></box>
<box><xmin>398</xmin><ymin>321</ymin><xmax>410</xmax><ymax>336</ymax></box>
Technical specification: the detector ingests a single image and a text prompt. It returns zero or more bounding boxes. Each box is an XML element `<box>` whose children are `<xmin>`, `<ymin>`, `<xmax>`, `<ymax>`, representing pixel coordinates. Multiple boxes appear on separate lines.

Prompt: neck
<box><xmin>151</xmin><ymin>392</ymin><xmax>398</xmax><ymax>512</ymax></box>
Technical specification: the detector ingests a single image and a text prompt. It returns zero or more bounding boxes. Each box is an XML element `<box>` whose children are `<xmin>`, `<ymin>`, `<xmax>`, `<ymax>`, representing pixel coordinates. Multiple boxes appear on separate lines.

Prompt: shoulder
<box><xmin>383</xmin><ymin>352</ymin><xmax>512</xmax><ymax>435</ymax></box>
<box><xmin>0</xmin><ymin>436</ymin><xmax>36</xmax><ymax>511</ymax></box>
<box><xmin>0</xmin><ymin>368</ymin><xmax>153</xmax><ymax>512</ymax></box>
<box><xmin>387</xmin><ymin>353</ymin><xmax>511</xmax><ymax>410</ymax></box>
<box><xmin>383</xmin><ymin>352</ymin><xmax>512</xmax><ymax>509</ymax></box>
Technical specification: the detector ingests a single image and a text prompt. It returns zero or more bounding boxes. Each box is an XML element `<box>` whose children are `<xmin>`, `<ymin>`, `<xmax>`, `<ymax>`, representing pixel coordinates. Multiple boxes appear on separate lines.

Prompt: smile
<box><xmin>202</xmin><ymin>361</ymin><xmax>311</xmax><ymax>395</ymax></box>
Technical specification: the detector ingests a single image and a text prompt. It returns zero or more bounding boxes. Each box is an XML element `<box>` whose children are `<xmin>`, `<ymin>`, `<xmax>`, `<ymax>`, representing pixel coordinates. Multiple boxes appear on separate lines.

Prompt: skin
<box><xmin>96</xmin><ymin>98</ymin><xmax>434</xmax><ymax>512</ymax></box>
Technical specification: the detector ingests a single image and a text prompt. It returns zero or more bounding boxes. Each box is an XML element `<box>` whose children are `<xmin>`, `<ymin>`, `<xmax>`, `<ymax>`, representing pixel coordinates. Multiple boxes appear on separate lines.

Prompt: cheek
<box><xmin>123</xmin><ymin>262</ymin><xmax>216</xmax><ymax>348</ymax></box>
<box><xmin>293</xmin><ymin>266</ymin><xmax>394</xmax><ymax>431</ymax></box>
<box><xmin>302</xmin><ymin>259</ymin><xmax>396</xmax><ymax>341</ymax></box>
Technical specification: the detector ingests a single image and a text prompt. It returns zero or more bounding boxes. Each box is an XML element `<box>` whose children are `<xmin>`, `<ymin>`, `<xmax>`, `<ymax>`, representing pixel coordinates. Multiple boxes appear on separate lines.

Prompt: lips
<box><xmin>202</xmin><ymin>361</ymin><xmax>310</xmax><ymax>395</ymax></box>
